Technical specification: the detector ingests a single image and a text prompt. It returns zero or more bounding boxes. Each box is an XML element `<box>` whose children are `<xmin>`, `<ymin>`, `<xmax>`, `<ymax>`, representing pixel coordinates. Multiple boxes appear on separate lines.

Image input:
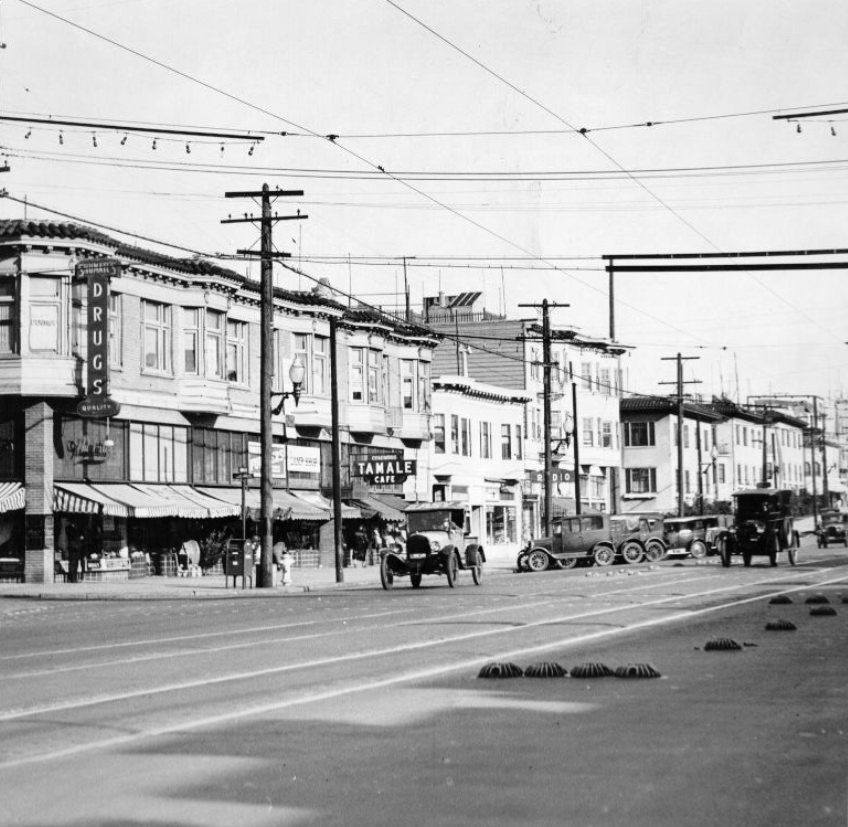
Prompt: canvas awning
<box><xmin>54</xmin><ymin>482</ymin><xmax>129</xmax><ymax>517</ymax></box>
<box><xmin>130</xmin><ymin>483</ymin><xmax>241</xmax><ymax>519</ymax></box>
<box><xmin>169</xmin><ymin>485</ymin><xmax>241</xmax><ymax>519</ymax></box>
<box><xmin>54</xmin><ymin>483</ymin><xmax>210</xmax><ymax>519</ymax></box>
<box><xmin>0</xmin><ymin>482</ymin><xmax>25</xmax><ymax>513</ymax></box>
<box><xmin>346</xmin><ymin>493</ymin><xmax>407</xmax><ymax>522</ymax></box>
<box><xmin>197</xmin><ymin>487</ymin><xmax>323</xmax><ymax>521</ymax></box>
<box><xmin>290</xmin><ymin>491</ymin><xmax>361</xmax><ymax>520</ymax></box>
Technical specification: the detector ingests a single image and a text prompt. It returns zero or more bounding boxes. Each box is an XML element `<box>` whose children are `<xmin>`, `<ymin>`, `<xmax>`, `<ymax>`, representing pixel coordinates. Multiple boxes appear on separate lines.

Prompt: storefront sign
<box><xmin>529</xmin><ymin>469</ymin><xmax>573</xmax><ymax>484</ymax></box>
<box><xmin>353</xmin><ymin>456</ymin><xmax>416</xmax><ymax>485</ymax></box>
<box><xmin>77</xmin><ymin>259</ymin><xmax>121</xmax><ymax>418</ymax></box>
<box><xmin>248</xmin><ymin>442</ymin><xmax>320</xmax><ymax>478</ymax></box>
<box><xmin>28</xmin><ymin>304</ymin><xmax>58</xmax><ymax>351</ymax></box>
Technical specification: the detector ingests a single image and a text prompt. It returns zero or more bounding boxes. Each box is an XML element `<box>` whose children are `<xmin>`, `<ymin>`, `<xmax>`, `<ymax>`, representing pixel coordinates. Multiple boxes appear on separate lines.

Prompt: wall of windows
<box><xmin>129</xmin><ymin>423</ymin><xmax>188</xmax><ymax>483</ymax></box>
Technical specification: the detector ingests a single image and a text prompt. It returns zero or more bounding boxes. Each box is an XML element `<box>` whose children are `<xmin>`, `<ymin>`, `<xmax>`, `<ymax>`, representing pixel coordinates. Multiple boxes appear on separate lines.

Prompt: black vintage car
<box><xmin>663</xmin><ymin>514</ymin><xmax>731</xmax><ymax>559</ymax></box>
<box><xmin>379</xmin><ymin>502</ymin><xmax>484</xmax><ymax>589</ymax></box>
<box><xmin>719</xmin><ymin>488</ymin><xmax>799</xmax><ymax>567</ymax></box>
<box><xmin>816</xmin><ymin>509</ymin><xmax>848</xmax><ymax>548</ymax></box>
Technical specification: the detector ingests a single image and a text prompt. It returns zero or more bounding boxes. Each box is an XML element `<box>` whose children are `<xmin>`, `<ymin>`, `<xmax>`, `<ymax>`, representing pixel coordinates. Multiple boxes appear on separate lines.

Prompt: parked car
<box><xmin>816</xmin><ymin>508</ymin><xmax>848</xmax><ymax>548</ymax></box>
<box><xmin>379</xmin><ymin>502</ymin><xmax>484</xmax><ymax>589</ymax></box>
<box><xmin>719</xmin><ymin>488</ymin><xmax>799</xmax><ymax>567</ymax></box>
<box><xmin>663</xmin><ymin>515</ymin><xmax>731</xmax><ymax>559</ymax></box>
<box><xmin>518</xmin><ymin>512</ymin><xmax>665</xmax><ymax>571</ymax></box>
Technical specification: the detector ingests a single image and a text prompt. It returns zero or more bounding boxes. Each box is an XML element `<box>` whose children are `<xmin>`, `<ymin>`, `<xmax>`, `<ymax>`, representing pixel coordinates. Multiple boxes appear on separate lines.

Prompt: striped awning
<box><xmin>0</xmin><ymin>482</ymin><xmax>25</xmax><ymax>513</ymax></box>
<box><xmin>170</xmin><ymin>485</ymin><xmax>241</xmax><ymax>519</ymax></box>
<box><xmin>346</xmin><ymin>493</ymin><xmax>407</xmax><ymax>522</ymax></box>
<box><xmin>54</xmin><ymin>482</ymin><xmax>129</xmax><ymax>517</ymax></box>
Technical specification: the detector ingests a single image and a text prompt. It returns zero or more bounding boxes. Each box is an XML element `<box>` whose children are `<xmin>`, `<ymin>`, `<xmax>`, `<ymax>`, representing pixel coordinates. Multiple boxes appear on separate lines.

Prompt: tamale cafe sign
<box><xmin>353</xmin><ymin>455</ymin><xmax>416</xmax><ymax>485</ymax></box>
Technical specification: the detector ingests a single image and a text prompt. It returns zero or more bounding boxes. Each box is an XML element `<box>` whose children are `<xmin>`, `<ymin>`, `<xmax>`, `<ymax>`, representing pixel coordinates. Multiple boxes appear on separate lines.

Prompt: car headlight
<box><xmin>430</xmin><ymin>541</ymin><xmax>441</xmax><ymax>552</ymax></box>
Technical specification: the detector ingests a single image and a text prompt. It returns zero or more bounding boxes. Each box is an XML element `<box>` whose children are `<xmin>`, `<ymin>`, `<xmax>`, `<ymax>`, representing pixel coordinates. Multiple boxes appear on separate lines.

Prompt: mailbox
<box><xmin>225</xmin><ymin>539</ymin><xmax>253</xmax><ymax>588</ymax></box>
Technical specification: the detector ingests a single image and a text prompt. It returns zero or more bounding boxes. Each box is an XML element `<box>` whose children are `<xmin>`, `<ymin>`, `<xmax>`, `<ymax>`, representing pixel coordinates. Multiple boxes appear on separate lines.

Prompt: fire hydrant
<box><xmin>280</xmin><ymin>550</ymin><xmax>293</xmax><ymax>586</ymax></box>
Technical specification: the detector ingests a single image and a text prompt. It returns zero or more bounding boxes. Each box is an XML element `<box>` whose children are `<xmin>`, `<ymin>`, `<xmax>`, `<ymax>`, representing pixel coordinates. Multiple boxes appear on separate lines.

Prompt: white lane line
<box><xmin>1</xmin><ymin>567</ymin><xmax>842</xmax><ymax>725</ymax></box>
<box><xmin>3</xmin><ymin>568</ymin><xmax>844</xmax><ymax>771</ymax></box>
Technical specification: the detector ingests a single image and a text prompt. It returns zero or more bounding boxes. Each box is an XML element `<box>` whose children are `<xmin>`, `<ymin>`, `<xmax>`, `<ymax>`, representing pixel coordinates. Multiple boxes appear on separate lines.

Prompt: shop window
<box><xmin>142</xmin><ymin>300</ymin><xmax>172</xmax><ymax>373</ymax></box>
<box><xmin>226</xmin><ymin>319</ymin><xmax>247</xmax><ymax>383</ymax></box>
<box><xmin>129</xmin><ymin>423</ymin><xmax>189</xmax><ymax>482</ymax></box>
<box><xmin>0</xmin><ymin>278</ymin><xmax>16</xmax><ymax>354</ymax></box>
<box><xmin>486</xmin><ymin>505</ymin><xmax>516</xmax><ymax>545</ymax></box>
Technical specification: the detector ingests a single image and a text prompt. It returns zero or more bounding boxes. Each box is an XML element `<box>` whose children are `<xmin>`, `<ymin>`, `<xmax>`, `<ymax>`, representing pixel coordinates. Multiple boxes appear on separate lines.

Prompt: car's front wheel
<box><xmin>380</xmin><ymin>555</ymin><xmax>394</xmax><ymax>590</ymax></box>
<box><xmin>644</xmin><ymin>540</ymin><xmax>666</xmax><ymax>563</ymax></box>
<box><xmin>445</xmin><ymin>553</ymin><xmax>458</xmax><ymax>587</ymax></box>
<box><xmin>559</xmin><ymin>555</ymin><xmax>578</xmax><ymax>570</ymax></box>
<box><xmin>689</xmin><ymin>539</ymin><xmax>708</xmax><ymax>560</ymax></box>
<box><xmin>526</xmin><ymin>549</ymin><xmax>550</xmax><ymax>572</ymax></box>
<box><xmin>620</xmin><ymin>541</ymin><xmax>644</xmax><ymax>565</ymax></box>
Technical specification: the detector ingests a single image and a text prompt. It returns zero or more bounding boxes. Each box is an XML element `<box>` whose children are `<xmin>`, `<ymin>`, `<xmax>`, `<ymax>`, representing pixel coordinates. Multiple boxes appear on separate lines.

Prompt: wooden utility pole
<box><xmin>660</xmin><ymin>353</ymin><xmax>700</xmax><ymax>517</ymax></box>
<box><xmin>519</xmin><ymin>300</ymin><xmax>569</xmax><ymax>535</ymax></box>
<box><xmin>222</xmin><ymin>184</ymin><xmax>306</xmax><ymax>588</ymax></box>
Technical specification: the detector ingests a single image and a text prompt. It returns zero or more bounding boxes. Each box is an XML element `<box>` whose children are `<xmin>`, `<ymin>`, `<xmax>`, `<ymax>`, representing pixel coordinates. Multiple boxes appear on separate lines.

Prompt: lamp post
<box><xmin>257</xmin><ymin>356</ymin><xmax>304</xmax><ymax>588</ymax></box>
<box><xmin>232</xmin><ymin>466</ymin><xmax>250</xmax><ymax>540</ymax></box>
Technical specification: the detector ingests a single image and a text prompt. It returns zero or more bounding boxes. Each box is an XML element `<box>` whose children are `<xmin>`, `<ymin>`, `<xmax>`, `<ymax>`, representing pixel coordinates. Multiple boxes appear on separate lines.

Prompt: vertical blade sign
<box><xmin>77</xmin><ymin>259</ymin><xmax>121</xmax><ymax>418</ymax></box>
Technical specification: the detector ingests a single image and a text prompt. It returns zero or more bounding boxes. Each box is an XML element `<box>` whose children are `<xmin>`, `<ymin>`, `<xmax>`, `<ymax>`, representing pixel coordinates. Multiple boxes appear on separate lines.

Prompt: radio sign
<box><xmin>77</xmin><ymin>259</ymin><xmax>121</xmax><ymax>418</ymax></box>
<box><xmin>353</xmin><ymin>456</ymin><xmax>416</xmax><ymax>485</ymax></box>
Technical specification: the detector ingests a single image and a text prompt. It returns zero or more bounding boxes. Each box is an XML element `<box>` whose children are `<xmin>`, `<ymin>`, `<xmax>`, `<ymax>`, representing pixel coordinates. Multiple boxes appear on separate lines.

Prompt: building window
<box><xmin>683</xmin><ymin>424</ymin><xmax>690</xmax><ymax>449</ymax></box>
<box><xmin>501</xmin><ymin>424</ymin><xmax>512</xmax><ymax>460</ymax></box>
<box><xmin>625</xmin><ymin>468</ymin><xmax>657</xmax><ymax>494</ymax></box>
<box><xmin>142</xmin><ymin>300</ymin><xmax>172</xmax><ymax>373</ymax></box>
<box><xmin>0</xmin><ymin>278</ymin><xmax>16</xmax><ymax>354</ymax></box>
<box><xmin>183</xmin><ymin>308</ymin><xmax>201</xmax><ymax>374</ymax></box>
<box><xmin>601</xmin><ymin>421</ymin><xmax>613</xmax><ymax>448</ymax></box>
<box><xmin>581</xmin><ymin>362</ymin><xmax>592</xmax><ymax>390</ymax></box>
<box><xmin>226</xmin><ymin>319</ymin><xmax>247</xmax><ymax>383</ymax></box>
<box><xmin>401</xmin><ymin>360</ymin><xmax>416</xmax><ymax>410</ymax></box>
<box><xmin>530</xmin><ymin>348</ymin><xmax>540</xmax><ymax>381</ymax></box>
<box><xmin>350</xmin><ymin>347</ymin><xmax>364</xmax><ymax>402</ymax></box>
<box><xmin>29</xmin><ymin>276</ymin><xmax>62</xmax><ymax>353</ymax></box>
<box><xmin>204</xmin><ymin>309</ymin><xmax>224</xmax><ymax>379</ymax></box>
<box><xmin>129</xmin><ymin>423</ymin><xmax>189</xmax><ymax>482</ymax></box>
<box><xmin>515</xmin><ymin>424</ymin><xmax>523</xmax><ymax>459</ymax></box>
<box><xmin>486</xmin><ymin>505</ymin><xmax>517</xmax><ymax>544</ymax></box>
<box><xmin>368</xmin><ymin>349</ymin><xmax>380</xmax><ymax>403</ymax></box>
<box><xmin>684</xmin><ymin>469</ymin><xmax>691</xmax><ymax>493</ymax></box>
<box><xmin>450</xmin><ymin>414</ymin><xmax>459</xmax><ymax>454</ymax></box>
<box><xmin>294</xmin><ymin>333</ymin><xmax>310</xmax><ymax>394</ymax></box>
<box><xmin>718</xmin><ymin>464</ymin><xmax>726</xmax><ymax>484</ymax></box>
<box><xmin>108</xmin><ymin>293</ymin><xmax>122</xmax><ymax>367</ymax></box>
<box><xmin>582</xmin><ymin>417</ymin><xmax>594</xmax><ymax>447</ymax></box>
<box><xmin>703</xmin><ymin>428</ymin><xmax>710</xmax><ymax>452</ymax></box>
<box><xmin>480</xmin><ymin>421</ymin><xmax>492</xmax><ymax>459</ymax></box>
<box><xmin>460</xmin><ymin>417</ymin><xmax>471</xmax><ymax>456</ymax></box>
<box><xmin>599</xmin><ymin>368</ymin><xmax>611</xmax><ymax>396</ymax></box>
<box><xmin>433</xmin><ymin>414</ymin><xmax>445</xmax><ymax>454</ymax></box>
<box><xmin>624</xmin><ymin>421</ymin><xmax>655</xmax><ymax>447</ymax></box>
<box><xmin>381</xmin><ymin>354</ymin><xmax>390</xmax><ymax>407</ymax></box>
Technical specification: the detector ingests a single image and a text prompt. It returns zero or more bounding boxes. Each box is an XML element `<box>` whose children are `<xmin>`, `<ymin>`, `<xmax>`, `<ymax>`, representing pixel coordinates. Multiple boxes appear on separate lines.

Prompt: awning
<box><xmin>197</xmin><ymin>487</ymin><xmax>320</xmax><ymax>521</ymax></box>
<box><xmin>54</xmin><ymin>482</ymin><xmax>130</xmax><ymax>518</ymax></box>
<box><xmin>129</xmin><ymin>483</ymin><xmax>241</xmax><ymax>519</ymax></box>
<box><xmin>346</xmin><ymin>493</ymin><xmax>407</xmax><ymax>522</ymax></box>
<box><xmin>290</xmin><ymin>491</ymin><xmax>361</xmax><ymax>520</ymax></box>
<box><xmin>0</xmin><ymin>482</ymin><xmax>25</xmax><ymax>513</ymax></box>
<box><xmin>113</xmin><ymin>404</ymin><xmax>190</xmax><ymax>426</ymax></box>
<box><xmin>170</xmin><ymin>486</ymin><xmax>241</xmax><ymax>519</ymax></box>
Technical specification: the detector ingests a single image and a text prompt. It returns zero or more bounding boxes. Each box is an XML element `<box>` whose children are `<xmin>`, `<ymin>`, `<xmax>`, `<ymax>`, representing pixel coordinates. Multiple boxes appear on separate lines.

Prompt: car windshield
<box><xmin>407</xmin><ymin>511</ymin><xmax>461</xmax><ymax>533</ymax></box>
<box><xmin>736</xmin><ymin>496</ymin><xmax>777</xmax><ymax>519</ymax></box>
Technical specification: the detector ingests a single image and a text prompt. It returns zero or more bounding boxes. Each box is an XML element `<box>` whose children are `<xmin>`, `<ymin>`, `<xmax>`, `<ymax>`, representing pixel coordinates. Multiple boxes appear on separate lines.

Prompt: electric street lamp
<box><xmin>256</xmin><ymin>356</ymin><xmax>305</xmax><ymax>588</ymax></box>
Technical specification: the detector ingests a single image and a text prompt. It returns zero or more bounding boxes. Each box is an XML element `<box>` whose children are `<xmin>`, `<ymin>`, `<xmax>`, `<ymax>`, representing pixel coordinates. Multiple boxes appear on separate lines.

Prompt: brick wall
<box><xmin>23</xmin><ymin>400</ymin><xmax>54</xmax><ymax>583</ymax></box>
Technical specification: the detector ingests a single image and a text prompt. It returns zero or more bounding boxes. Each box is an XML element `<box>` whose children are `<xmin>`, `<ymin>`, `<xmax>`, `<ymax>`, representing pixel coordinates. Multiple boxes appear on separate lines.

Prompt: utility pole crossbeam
<box><xmin>519</xmin><ymin>301</ymin><xmax>569</xmax><ymax>535</ymax></box>
<box><xmin>660</xmin><ymin>353</ymin><xmax>701</xmax><ymax>517</ymax></box>
<box><xmin>223</xmin><ymin>183</ymin><xmax>307</xmax><ymax>589</ymax></box>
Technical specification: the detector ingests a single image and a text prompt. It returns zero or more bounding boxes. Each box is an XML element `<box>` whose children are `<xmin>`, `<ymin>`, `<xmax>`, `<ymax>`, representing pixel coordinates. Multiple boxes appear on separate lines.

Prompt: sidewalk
<box><xmin>0</xmin><ymin>561</ymin><xmax>517</xmax><ymax>601</ymax></box>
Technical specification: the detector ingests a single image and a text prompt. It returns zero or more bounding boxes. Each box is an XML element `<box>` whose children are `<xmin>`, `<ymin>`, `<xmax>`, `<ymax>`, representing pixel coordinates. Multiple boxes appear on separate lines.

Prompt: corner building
<box><xmin>0</xmin><ymin>220</ymin><xmax>438</xmax><ymax>582</ymax></box>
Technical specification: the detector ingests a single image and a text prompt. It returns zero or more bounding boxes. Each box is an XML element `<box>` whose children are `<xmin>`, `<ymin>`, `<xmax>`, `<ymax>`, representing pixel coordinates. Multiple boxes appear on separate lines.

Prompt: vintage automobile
<box><xmin>518</xmin><ymin>512</ymin><xmax>666</xmax><ymax>571</ymax></box>
<box><xmin>719</xmin><ymin>488</ymin><xmax>799</xmax><ymax>567</ymax></box>
<box><xmin>816</xmin><ymin>508</ymin><xmax>848</xmax><ymax>548</ymax></box>
<box><xmin>379</xmin><ymin>501</ymin><xmax>484</xmax><ymax>590</ymax></box>
<box><xmin>663</xmin><ymin>514</ymin><xmax>732</xmax><ymax>559</ymax></box>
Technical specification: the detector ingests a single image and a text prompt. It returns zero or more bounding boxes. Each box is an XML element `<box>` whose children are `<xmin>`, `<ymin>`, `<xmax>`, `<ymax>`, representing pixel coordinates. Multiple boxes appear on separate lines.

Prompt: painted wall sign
<box><xmin>76</xmin><ymin>259</ymin><xmax>121</xmax><ymax>418</ymax></box>
<box><xmin>353</xmin><ymin>456</ymin><xmax>417</xmax><ymax>484</ymax></box>
<box><xmin>248</xmin><ymin>442</ymin><xmax>320</xmax><ymax>478</ymax></box>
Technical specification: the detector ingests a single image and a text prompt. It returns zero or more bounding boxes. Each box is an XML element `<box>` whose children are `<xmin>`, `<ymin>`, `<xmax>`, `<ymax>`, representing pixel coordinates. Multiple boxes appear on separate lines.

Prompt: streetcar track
<box><xmin>1</xmin><ymin>565</ymin><xmax>843</xmax><ymax>726</ymax></box>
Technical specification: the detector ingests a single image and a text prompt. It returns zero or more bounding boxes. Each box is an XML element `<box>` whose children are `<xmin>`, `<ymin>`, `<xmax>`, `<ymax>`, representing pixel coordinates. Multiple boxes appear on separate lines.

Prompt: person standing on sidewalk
<box><xmin>67</xmin><ymin>524</ymin><xmax>84</xmax><ymax>583</ymax></box>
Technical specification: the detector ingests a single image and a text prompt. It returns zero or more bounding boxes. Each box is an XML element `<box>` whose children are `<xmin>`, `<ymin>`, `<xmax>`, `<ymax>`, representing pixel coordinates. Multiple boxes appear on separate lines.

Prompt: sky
<box><xmin>1</xmin><ymin>0</ymin><xmax>847</xmax><ymax>409</ymax></box>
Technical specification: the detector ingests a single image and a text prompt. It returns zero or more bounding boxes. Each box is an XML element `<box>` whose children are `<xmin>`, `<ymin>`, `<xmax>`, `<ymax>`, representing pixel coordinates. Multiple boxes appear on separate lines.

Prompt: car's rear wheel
<box><xmin>410</xmin><ymin>572</ymin><xmax>422</xmax><ymax>588</ymax></box>
<box><xmin>526</xmin><ymin>549</ymin><xmax>550</xmax><ymax>572</ymax></box>
<box><xmin>559</xmin><ymin>556</ymin><xmax>578</xmax><ymax>570</ymax></box>
<box><xmin>471</xmin><ymin>561</ymin><xmax>483</xmax><ymax>585</ymax></box>
<box><xmin>644</xmin><ymin>540</ymin><xmax>666</xmax><ymax>563</ymax></box>
<box><xmin>593</xmin><ymin>545</ymin><xmax>615</xmax><ymax>567</ymax></box>
<box><xmin>445</xmin><ymin>553</ymin><xmax>458</xmax><ymax>587</ymax></box>
<box><xmin>719</xmin><ymin>537</ymin><xmax>732</xmax><ymax>568</ymax></box>
<box><xmin>742</xmin><ymin>549</ymin><xmax>752</xmax><ymax>567</ymax></box>
<box><xmin>621</xmin><ymin>541</ymin><xmax>644</xmax><ymax>565</ymax></box>
<box><xmin>787</xmin><ymin>545</ymin><xmax>798</xmax><ymax>566</ymax></box>
<box><xmin>689</xmin><ymin>539</ymin><xmax>708</xmax><ymax>560</ymax></box>
<box><xmin>380</xmin><ymin>555</ymin><xmax>394</xmax><ymax>590</ymax></box>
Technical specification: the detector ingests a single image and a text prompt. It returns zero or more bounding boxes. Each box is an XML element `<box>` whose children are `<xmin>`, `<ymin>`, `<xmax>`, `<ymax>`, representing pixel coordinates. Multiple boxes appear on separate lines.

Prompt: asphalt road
<box><xmin>2</xmin><ymin>538</ymin><xmax>847</xmax><ymax>827</ymax></box>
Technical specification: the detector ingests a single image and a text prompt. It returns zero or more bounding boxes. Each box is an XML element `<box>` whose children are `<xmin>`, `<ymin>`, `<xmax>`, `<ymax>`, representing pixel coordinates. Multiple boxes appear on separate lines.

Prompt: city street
<box><xmin>2</xmin><ymin>538</ymin><xmax>847</xmax><ymax>826</ymax></box>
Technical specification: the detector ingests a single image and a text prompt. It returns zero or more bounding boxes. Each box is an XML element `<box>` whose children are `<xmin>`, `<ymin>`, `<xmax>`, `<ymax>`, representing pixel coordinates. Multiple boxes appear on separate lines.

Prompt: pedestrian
<box><xmin>67</xmin><ymin>523</ymin><xmax>84</xmax><ymax>583</ymax></box>
<box><xmin>272</xmin><ymin>539</ymin><xmax>287</xmax><ymax>587</ymax></box>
